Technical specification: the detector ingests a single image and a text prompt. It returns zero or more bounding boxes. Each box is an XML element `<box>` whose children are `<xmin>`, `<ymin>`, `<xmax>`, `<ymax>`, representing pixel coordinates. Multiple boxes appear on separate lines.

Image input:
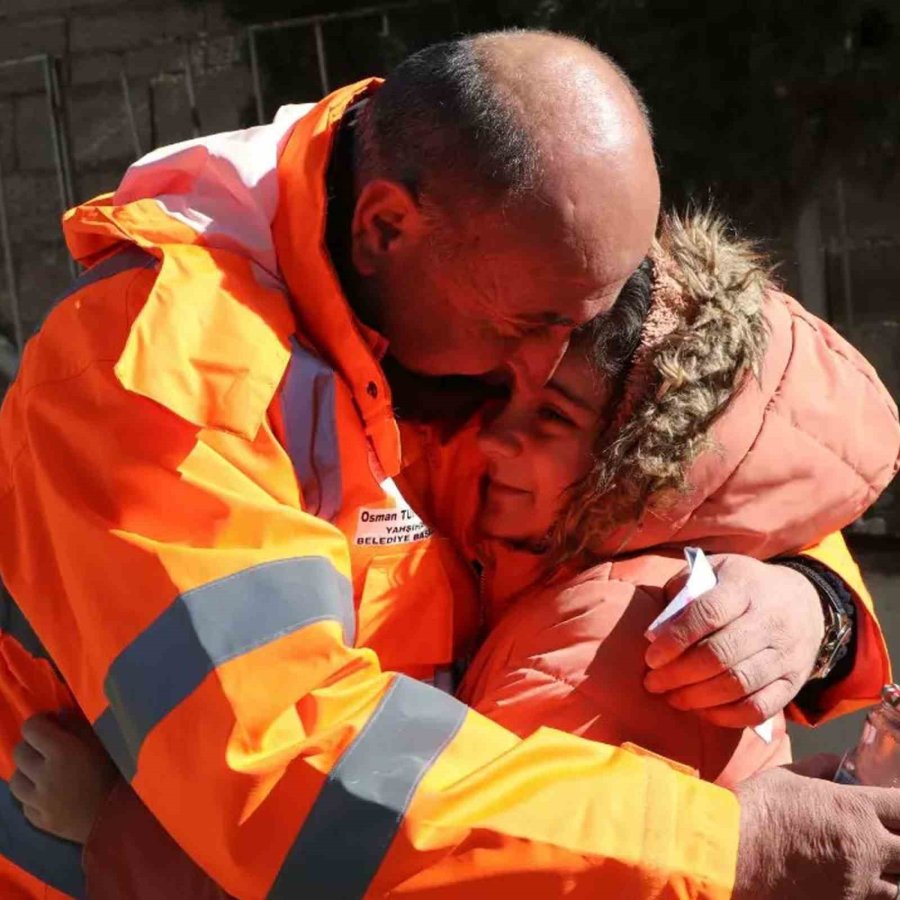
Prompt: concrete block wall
<box><xmin>0</xmin><ymin>0</ymin><xmax>252</xmax><ymax>338</ymax></box>
<box><xmin>1</xmin><ymin>3</ymin><xmax>897</xmax><ymax>514</ymax></box>
<box><xmin>820</xmin><ymin>178</ymin><xmax>900</xmax><ymax>535</ymax></box>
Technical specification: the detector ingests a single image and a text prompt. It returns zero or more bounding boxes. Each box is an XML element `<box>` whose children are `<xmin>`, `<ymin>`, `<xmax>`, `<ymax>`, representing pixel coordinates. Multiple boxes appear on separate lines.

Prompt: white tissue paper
<box><xmin>647</xmin><ymin>547</ymin><xmax>774</xmax><ymax>744</ymax></box>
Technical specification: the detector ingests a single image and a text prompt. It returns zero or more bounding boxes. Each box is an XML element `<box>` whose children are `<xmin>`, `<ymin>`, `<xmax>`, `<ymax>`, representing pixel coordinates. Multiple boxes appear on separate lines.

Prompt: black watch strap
<box><xmin>775</xmin><ymin>556</ymin><xmax>856</xmax><ymax>682</ymax></box>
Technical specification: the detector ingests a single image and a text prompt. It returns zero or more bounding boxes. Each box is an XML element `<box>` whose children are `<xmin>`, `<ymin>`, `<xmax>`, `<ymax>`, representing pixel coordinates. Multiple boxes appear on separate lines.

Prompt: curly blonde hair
<box><xmin>548</xmin><ymin>210</ymin><xmax>772</xmax><ymax>565</ymax></box>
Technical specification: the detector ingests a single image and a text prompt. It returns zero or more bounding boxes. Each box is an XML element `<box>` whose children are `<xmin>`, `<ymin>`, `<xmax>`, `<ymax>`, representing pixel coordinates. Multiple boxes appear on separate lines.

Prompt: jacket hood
<box><xmin>564</xmin><ymin>211</ymin><xmax>900</xmax><ymax>562</ymax></box>
<box><xmin>58</xmin><ymin>80</ymin><xmax>405</xmax><ymax>473</ymax></box>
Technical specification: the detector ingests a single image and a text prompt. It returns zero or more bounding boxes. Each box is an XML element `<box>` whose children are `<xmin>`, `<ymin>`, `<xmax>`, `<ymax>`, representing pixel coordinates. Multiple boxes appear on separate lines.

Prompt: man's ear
<box><xmin>351</xmin><ymin>179</ymin><xmax>425</xmax><ymax>276</ymax></box>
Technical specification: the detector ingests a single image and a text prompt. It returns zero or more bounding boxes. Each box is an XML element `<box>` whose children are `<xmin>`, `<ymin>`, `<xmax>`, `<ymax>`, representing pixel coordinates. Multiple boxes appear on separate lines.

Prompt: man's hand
<box><xmin>10</xmin><ymin>712</ymin><xmax>119</xmax><ymax>844</ymax></box>
<box><xmin>643</xmin><ymin>554</ymin><xmax>825</xmax><ymax>727</ymax></box>
<box><xmin>733</xmin><ymin>755</ymin><xmax>900</xmax><ymax>900</ymax></box>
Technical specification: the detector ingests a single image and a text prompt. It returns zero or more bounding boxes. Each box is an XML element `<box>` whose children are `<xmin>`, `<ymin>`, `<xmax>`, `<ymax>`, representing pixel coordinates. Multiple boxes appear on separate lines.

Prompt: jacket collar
<box><xmin>272</xmin><ymin>79</ymin><xmax>401</xmax><ymax>477</ymax></box>
<box><xmin>62</xmin><ymin>79</ymin><xmax>401</xmax><ymax>475</ymax></box>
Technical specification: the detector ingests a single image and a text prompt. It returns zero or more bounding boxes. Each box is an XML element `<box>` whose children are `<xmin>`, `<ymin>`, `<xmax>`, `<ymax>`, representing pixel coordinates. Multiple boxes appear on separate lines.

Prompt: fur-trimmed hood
<box><xmin>576</xmin><ymin>211</ymin><xmax>900</xmax><ymax>560</ymax></box>
<box><xmin>401</xmin><ymin>210</ymin><xmax>900</xmax><ymax>575</ymax></box>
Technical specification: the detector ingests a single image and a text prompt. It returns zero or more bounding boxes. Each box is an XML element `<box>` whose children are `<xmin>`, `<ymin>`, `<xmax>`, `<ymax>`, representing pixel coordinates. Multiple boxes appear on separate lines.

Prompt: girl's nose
<box><xmin>477</xmin><ymin>407</ymin><xmax>523</xmax><ymax>460</ymax></box>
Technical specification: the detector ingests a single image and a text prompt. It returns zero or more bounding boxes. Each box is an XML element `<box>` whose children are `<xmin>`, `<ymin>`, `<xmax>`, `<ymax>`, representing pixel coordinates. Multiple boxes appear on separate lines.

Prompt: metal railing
<box><xmin>247</xmin><ymin>0</ymin><xmax>455</xmax><ymax>124</ymax></box>
<box><xmin>0</xmin><ymin>53</ymin><xmax>77</xmax><ymax>363</ymax></box>
<box><xmin>0</xmin><ymin>333</ymin><xmax>17</xmax><ymax>382</ymax></box>
<box><xmin>0</xmin><ymin>0</ymin><xmax>458</xmax><ymax>379</ymax></box>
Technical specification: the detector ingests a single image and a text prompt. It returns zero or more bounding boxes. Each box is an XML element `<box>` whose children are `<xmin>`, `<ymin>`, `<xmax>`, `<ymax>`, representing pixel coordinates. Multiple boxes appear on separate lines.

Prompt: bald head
<box><xmin>472</xmin><ymin>30</ymin><xmax>653</xmax><ymax>144</ymax></box>
<box><xmin>362</xmin><ymin>34</ymin><xmax>654</xmax><ymax>195</ymax></box>
<box><xmin>360</xmin><ymin>29</ymin><xmax>659</xmax><ymax>275</ymax></box>
<box><xmin>350</xmin><ymin>30</ymin><xmax>660</xmax><ymax>382</ymax></box>
<box><xmin>469</xmin><ymin>30</ymin><xmax>660</xmax><ymax>279</ymax></box>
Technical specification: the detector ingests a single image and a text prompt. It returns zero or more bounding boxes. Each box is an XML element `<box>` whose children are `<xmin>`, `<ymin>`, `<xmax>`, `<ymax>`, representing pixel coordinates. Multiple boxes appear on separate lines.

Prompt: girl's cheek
<box><xmin>549</xmin><ymin>446</ymin><xmax>591</xmax><ymax>497</ymax></box>
<box><xmin>542</xmin><ymin>454</ymin><xmax>575</xmax><ymax>498</ymax></box>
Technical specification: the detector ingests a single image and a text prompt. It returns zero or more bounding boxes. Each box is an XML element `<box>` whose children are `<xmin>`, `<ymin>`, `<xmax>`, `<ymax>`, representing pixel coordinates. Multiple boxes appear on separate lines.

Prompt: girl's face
<box><xmin>476</xmin><ymin>348</ymin><xmax>610</xmax><ymax>546</ymax></box>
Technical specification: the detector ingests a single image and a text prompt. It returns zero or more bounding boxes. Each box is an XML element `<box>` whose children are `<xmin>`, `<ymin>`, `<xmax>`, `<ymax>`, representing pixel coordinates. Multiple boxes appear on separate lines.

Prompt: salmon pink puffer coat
<box><xmin>407</xmin><ymin>212</ymin><xmax>900</xmax><ymax>786</ymax></box>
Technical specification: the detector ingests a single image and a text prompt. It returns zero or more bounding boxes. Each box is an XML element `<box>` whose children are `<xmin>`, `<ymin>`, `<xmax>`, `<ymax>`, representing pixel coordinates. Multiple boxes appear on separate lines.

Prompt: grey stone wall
<box><xmin>0</xmin><ymin>0</ymin><xmax>250</xmax><ymax>337</ymax></box>
<box><xmin>824</xmin><ymin>178</ymin><xmax>900</xmax><ymax>536</ymax></box>
<box><xmin>1</xmin><ymin>0</ymin><xmax>897</xmax><ymax>529</ymax></box>
<box><xmin>776</xmin><ymin>174</ymin><xmax>900</xmax><ymax>535</ymax></box>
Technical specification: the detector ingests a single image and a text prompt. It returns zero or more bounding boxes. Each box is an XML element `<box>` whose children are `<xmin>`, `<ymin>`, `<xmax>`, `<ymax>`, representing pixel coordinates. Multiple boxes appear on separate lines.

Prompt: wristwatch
<box><xmin>776</xmin><ymin>557</ymin><xmax>856</xmax><ymax>682</ymax></box>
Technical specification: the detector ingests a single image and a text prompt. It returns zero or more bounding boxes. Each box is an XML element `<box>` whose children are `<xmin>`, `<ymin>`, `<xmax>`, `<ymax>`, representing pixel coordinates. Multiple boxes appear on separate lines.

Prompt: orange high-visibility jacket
<box><xmin>0</xmin><ymin>80</ymin><xmax>888</xmax><ymax>900</ymax></box>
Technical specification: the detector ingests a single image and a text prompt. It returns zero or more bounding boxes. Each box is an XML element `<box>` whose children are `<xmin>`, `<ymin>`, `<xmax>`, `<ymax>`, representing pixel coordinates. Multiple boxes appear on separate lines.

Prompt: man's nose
<box><xmin>511</xmin><ymin>330</ymin><xmax>570</xmax><ymax>390</ymax></box>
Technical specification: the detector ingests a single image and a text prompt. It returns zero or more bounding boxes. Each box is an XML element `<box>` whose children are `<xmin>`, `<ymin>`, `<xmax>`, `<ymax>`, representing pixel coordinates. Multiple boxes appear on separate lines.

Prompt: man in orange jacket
<box><xmin>1</xmin><ymin>29</ymin><xmax>898</xmax><ymax>900</ymax></box>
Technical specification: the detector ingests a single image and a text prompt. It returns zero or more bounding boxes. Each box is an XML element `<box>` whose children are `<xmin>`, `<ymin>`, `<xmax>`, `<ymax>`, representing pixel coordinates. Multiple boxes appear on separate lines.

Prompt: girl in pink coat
<box><xmin>414</xmin><ymin>210</ymin><xmax>898</xmax><ymax>786</ymax></box>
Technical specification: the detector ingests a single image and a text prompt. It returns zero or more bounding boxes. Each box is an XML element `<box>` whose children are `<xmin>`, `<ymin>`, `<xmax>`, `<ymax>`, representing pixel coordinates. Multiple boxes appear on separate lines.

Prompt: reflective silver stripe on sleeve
<box><xmin>281</xmin><ymin>339</ymin><xmax>343</xmax><ymax>522</ymax></box>
<box><xmin>93</xmin><ymin>556</ymin><xmax>355</xmax><ymax>781</ymax></box>
<box><xmin>64</xmin><ymin>245</ymin><xmax>156</xmax><ymax>294</ymax></box>
<box><xmin>270</xmin><ymin>674</ymin><xmax>467</xmax><ymax>899</ymax></box>
<box><xmin>36</xmin><ymin>245</ymin><xmax>157</xmax><ymax>334</ymax></box>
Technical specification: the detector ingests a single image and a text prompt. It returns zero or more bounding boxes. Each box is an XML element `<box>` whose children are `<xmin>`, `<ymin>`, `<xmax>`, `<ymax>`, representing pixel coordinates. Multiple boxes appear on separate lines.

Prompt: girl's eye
<box><xmin>537</xmin><ymin>406</ymin><xmax>575</xmax><ymax>428</ymax></box>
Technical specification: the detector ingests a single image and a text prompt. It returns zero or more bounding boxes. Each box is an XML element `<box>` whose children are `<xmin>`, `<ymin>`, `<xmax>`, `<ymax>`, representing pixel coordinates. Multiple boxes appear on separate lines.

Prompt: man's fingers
<box><xmin>868</xmin><ymin>786</ymin><xmax>900</xmax><ymax>832</ymax></box>
<box><xmin>645</xmin><ymin>621</ymin><xmax>767</xmax><ymax>692</ymax></box>
<box><xmin>882</xmin><ymin>829</ymin><xmax>900</xmax><ymax>875</ymax></box>
<box><xmin>872</xmin><ymin>881</ymin><xmax>900</xmax><ymax>900</ymax></box>
<box><xmin>645</xmin><ymin>587</ymin><xmax>751</xmax><ymax>670</ymax></box>
<box><xmin>20</xmin><ymin>714</ymin><xmax>72</xmax><ymax>761</ymax></box>
<box><xmin>9</xmin><ymin>770</ymin><xmax>37</xmax><ymax>806</ymax></box>
<box><xmin>695</xmin><ymin>679</ymin><xmax>790</xmax><ymax>728</ymax></box>
<box><xmin>660</xmin><ymin>647</ymin><xmax>784</xmax><ymax>710</ymax></box>
<box><xmin>12</xmin><ymin>739</ymin><xmax>44</xmax><ymax>780</ymax></box>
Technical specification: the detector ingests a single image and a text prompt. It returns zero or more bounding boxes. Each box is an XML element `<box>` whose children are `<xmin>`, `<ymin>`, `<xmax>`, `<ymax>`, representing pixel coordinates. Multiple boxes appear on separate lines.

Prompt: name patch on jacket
<box><xmin>355</xmin><ymin>478</ymin><xmax>433</xmax><ymax>546</ymax></box>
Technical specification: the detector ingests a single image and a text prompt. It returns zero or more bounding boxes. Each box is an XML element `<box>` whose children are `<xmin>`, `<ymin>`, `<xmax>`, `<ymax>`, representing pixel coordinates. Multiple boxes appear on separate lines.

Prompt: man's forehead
<box><xmin>524</xmin><ymin>139</ymin><xmax>660</xmax><ymax>287</ymax></box>
<box><xmin>492</xmin><ymin>197</ymin><xmax>649</xmax><ymax>285</ymax></box>
<box><xmin>469</xmin><ymin>197</ymin><xmax>644</xmax><ymax>325</ymax></box>
<box><xmin>490</xmin><ymin>221</ymin><xmax>632</xmax><ymax>285</ymax></box>
<box><xmin>504</xmin><ymin>277</ymin><xmax>624</xmax><ymax>333</ymax></box>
